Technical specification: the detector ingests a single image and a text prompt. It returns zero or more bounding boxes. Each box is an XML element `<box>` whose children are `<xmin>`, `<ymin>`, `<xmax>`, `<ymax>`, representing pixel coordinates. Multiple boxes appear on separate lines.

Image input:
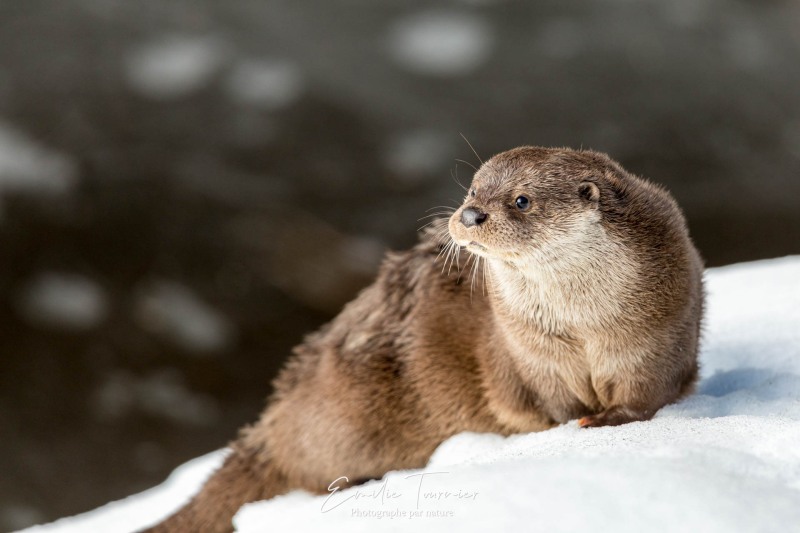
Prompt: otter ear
<box><xmin>579</xmin><ymin>181</ymin><xmax>600</xmax><ymax>207</ymax></box>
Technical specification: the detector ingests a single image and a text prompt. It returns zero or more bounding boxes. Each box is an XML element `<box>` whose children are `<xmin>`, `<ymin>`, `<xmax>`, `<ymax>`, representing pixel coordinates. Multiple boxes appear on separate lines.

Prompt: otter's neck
<box><xmin>486</xmin><ymin>241</ymin><xmax>637</xmax><ymax>335</ymax></box>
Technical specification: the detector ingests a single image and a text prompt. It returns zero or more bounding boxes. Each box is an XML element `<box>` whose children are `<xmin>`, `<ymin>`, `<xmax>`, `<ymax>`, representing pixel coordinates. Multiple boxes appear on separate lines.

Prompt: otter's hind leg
<box><xmin>140</xmin><ymin>442</ymin><xmax>288</xmax><ymax>533</ymax></box>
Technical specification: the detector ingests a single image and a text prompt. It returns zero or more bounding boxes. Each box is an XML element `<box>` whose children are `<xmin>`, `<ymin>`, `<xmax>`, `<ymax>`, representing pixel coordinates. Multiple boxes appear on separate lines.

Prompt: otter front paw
<box><xmin>578</xmin><ymin>406</ymin><xmax>653</xmax><ymax>428</ymax></box>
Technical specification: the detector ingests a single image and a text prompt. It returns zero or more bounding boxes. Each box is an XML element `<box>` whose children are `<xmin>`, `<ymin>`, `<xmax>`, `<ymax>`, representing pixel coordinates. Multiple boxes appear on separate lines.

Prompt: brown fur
<box><xmin>143</xmin><ymin>146</ymin><xmax>704</xmax><ymax>532</ymax></box>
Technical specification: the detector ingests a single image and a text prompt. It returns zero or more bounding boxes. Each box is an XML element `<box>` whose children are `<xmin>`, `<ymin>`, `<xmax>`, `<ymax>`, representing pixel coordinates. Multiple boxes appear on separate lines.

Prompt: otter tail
<box><xmin>141</xmin><ymin>442</ymin><xmax>286</xmax><ymax>533</ymax></box>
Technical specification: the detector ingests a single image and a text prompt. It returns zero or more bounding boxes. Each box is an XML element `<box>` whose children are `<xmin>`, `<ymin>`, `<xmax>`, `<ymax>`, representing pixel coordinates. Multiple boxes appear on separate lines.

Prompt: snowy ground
<box><xmin>20</xmin><ymin>256</ymin><xmax>800</xmax><ymax>533</ymax></box>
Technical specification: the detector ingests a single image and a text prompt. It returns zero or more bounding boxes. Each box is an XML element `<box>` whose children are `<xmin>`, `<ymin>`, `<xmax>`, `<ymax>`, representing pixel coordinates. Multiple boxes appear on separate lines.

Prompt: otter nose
<box><xmin>461</xmin><ymin>207</ymin><xmax>488</xmax><ymax>228</ymax></box>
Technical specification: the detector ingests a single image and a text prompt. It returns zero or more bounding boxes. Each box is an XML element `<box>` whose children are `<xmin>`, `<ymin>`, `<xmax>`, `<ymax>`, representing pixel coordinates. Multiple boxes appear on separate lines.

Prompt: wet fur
<box><xmin>144</xmin><ymin>146</ymin><xmax>704</xmax><ymax>532</ymax></box>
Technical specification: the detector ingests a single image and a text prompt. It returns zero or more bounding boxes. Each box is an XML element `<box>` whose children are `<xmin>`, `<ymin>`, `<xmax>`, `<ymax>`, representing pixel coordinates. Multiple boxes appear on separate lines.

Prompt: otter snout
<box><xmin>461</xmin><ymin>207</ymin><xmax>488</xmax><ymax>228</ymax></box>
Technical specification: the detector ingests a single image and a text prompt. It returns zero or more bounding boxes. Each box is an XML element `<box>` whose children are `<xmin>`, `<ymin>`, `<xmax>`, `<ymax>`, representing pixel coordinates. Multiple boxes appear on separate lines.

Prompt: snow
<box><xmin>536</xmin><ymin>19</ymin><xmax>585</xmax><ymax>59</ymax></box>
<box><xmin>125</xmin><ymin>36</ymin><xmax>228</xmax><ymax>99</ymax></box>
<box><xmin>91</xmin><ymin>369</ymin><xmax>221</xmax><ymax>426</ymax></box>
<box><xmin>133</xmin><ymin>280</ymin><xmax>235</xmax><ymax>354</ymax></box>
<box><xmin>387</xmin><ymin>11</ymin><xmax>494</xmax><ymax>76</ymax></box>
<box><xmin>383</xmin><ymin>129</ymin><xmax>453</xmax><ymax>182</ymax></box>
<box><xmin>0</xmin><ymin>121</ymin><xmax>77</xmax><ymax>202</ymax></box>
<box><xmin>225</xmin><ymin>59</ymin><xmax>304</xmax><ymax>110</ymax></box>
<box><xmin>15</xmin><ymin>272</ymin><xmax>108</xmax><ymax>330</ymax></box>
<box><xmin>17</xmin><ymin>255</ymin><xmax>800</xmax><ymax>533</ymax></box>
<box><xmin>18</xmin><ymin>451</ymin><xmax>228</xmax><ymax>533</ymax></box>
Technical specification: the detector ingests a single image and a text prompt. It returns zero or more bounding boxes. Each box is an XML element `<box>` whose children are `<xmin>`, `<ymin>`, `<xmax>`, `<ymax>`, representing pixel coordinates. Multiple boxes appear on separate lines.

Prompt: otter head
<box><xmin>448</xmin><ymin>146</ymin><xmax>617</xmax><ymax>269</ymax></box>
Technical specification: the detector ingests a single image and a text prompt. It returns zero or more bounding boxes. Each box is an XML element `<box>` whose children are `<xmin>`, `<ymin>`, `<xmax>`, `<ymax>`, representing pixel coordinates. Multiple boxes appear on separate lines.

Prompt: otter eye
<box><xmin>515</xmin><ymin>195</ymin><xmax>530</xmax><ymax>210</ymax></box>
<box><xmin>470</xmin><ymin>189</ymin><xmax>476</xmax><ymax>197</ymax></box>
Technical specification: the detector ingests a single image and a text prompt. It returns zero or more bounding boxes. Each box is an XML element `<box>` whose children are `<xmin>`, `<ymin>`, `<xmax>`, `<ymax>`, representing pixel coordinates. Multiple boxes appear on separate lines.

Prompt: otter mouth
<box><xmin>461</xmin><ymin>240</ymin><xmax>492</xmax><ymax>258</ymax></box>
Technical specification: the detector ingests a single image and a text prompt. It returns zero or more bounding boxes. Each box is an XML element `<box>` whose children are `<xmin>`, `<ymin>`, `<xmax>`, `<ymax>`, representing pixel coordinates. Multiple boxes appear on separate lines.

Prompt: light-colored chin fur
<box><xmin>462</xmin><ymin>216</ymin><xmax>639</xmax><ymax>334</ymax></box>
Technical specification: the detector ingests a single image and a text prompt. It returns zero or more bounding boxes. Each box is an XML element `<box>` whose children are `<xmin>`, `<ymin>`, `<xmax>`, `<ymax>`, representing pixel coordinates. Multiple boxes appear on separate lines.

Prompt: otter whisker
<box><xmin>454</xmin><ymin>159</ymin><xmax>478</xmax><ymax>173</ymax></box>
<box><xmin>419</xmin><ymin>221</ymin><xmax>452</xmax><ymax>234</ymax></box>
<box><xmin>435</xmin><ymin>240</ymin><xmax>452</xmax><ymax>268</ymax></box>
<box><xmin>418</xmin><ymin>221</ymin><xmax>440</xmax><ymax>231</ymax></box>
<box><xmin>467</xmin><ymin>254</ymin><xmax>475</xmax><ymax>299</ymax></box>
<box><xmin>437</xmin><ymin>239</ymin><xmax>460</xmax><ymax>276</ymax></box>
<box><xmin>417</xmin><ymin>212</ymin><xmax>455</xmax><ymax>222</ymax></box>
<box><xmin>445</xmin><ymin>240</ymin><xmax>461</xmax><ymax>277</ymax></box>
<box><xmin>425</xmin><ymin>205</ymin><xmax>457</xmax><ymax>213</ymax></box>
<box><xmin>431</xmin><ymin>220</ymin><xmax>452</xmax><ymax>239</ymax></box>
<box><xmin>469</xmin><ymin>254</ymin><xmax>482</xmax><ymax>300</ymax></box>
<box><xmin>450</xmin><ymin>167</ymin><xmax>469</xmax><ymax>191</ymax></box>
<box><xmin>482</xmin><ymin>258</ymin><xmax>492</xmax><ymax>296</ymax></box>
<box><xmin>417</xmin><ymin>218</ymin><xmax>451</xmax><ymax>230</ymax></box>
<box><xmin>443</xmin><ymin>240</ymin><xmax>456</xmax><ymax>276</ymax></box>
<box><xmin>439</xmin><ymin>243</ymin><xmax>449</xmax><ymax>266</ymax></box>
<box><xmin>432</xmin><ymin>224</ymin><xmax>449</xmax><ymax>236</ymax></box>
<box><xmin>459</xmin><ymin>133</ymin><xmax>483</xmax><ymax>164</ymax></box>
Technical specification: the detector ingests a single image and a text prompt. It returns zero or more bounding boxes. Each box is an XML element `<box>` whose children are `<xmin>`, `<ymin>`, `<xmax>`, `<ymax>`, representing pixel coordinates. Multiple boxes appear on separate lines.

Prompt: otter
<box><xmin>143</xmin><ymin>146</ymin><xmax>704</xmax><ymax>532</ymax></box>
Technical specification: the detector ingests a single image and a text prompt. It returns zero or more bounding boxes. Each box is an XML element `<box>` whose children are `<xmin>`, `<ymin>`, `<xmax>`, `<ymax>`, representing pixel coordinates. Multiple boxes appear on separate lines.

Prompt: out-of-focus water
<box><xmin>1</xmin><ymin>1</ymin><xmax>799</xmax><ymax>529</ymax></box>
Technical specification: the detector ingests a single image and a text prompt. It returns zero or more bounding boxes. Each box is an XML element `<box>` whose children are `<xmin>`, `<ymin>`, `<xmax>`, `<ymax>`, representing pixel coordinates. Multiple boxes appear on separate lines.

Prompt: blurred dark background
<box><xmin>1</xmin><ymin>0</ymin><xmax>799</xmax><ymax>530</ymax></box>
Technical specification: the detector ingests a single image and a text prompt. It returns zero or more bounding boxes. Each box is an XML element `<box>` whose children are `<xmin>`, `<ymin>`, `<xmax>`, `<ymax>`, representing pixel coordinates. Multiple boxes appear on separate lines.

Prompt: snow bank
<box><xmin>125</xmin><ymin>35</ymin><xmax>228</xmax><ymax>100</ymax></box>
<box><xmin>19</xmin><ymin>451</ymin><xmax>228</xmax><ymax>533</ymax></box>
<box><xmin>15</xmin><ymin>272</ymin><xmax>108</xmax><ymax>331</ymax></box>
<box><xmin>91</xmin><ymin>369</ymin><xmax>221</xmax><ymax>426</ymax></box>
<box><xmin>133</xmin><ymin>280</ymin><xmax>235</xmax><ymax>354</ymax></box>
<box><xmin>0</xmin><ymin>121</ymin><xmax>77</xmax><ymax>199</ymax></box>
<box><xmin>19</xmin><ymin>256</ymin><xmax>800</xmax><ymax>533</ymax></box>
<box><xmin>225</xmin><ymin>59</ymin><xmax>304</xmax><ymax>110</ymax></box>
<box><xmin>387</xmin><ymin>11</ymin><xmax>494</xmax><ymax>76</ymax></box>
<box><xmin>382</xmin><ymin>129</ymin><xmax>454</xmax><ymax>181</ymax></box>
